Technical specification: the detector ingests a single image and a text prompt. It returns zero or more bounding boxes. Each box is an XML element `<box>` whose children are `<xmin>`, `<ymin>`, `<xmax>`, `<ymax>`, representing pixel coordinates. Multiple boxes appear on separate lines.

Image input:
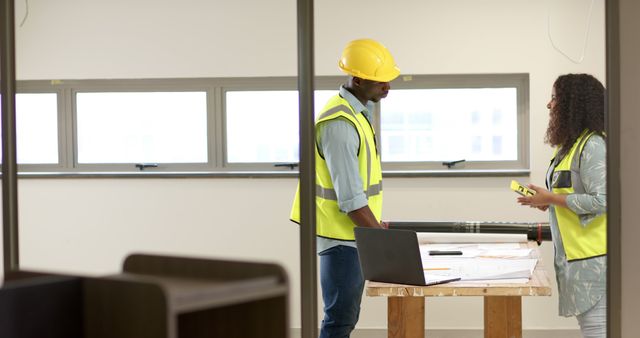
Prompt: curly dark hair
<box><xmin>545</xmin><ymin>74</ymin><xmax>605</xmax><ymax>154</ymax></box>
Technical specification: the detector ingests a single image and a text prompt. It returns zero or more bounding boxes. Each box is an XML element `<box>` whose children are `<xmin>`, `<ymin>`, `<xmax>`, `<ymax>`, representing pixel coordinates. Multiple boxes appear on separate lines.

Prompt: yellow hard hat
<box><xmin>338</xmin><ymin>39</ymin><xmax>400</xmax><ymax>82</ymax></box>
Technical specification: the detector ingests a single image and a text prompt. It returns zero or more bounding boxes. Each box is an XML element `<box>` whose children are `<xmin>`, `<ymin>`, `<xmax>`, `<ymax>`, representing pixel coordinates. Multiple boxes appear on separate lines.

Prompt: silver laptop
<box><xmin>354</xmin><ymin>227</ymin><xmax>461</xmax><ymax>286</ymax></box>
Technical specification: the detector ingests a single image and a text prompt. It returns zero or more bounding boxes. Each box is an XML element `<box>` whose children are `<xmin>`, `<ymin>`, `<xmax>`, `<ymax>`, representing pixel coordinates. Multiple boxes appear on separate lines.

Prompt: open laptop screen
<box><xmin>354</xmin><ymin>227</ymin><xmax>460</xmax><ymax>286</ymax></box>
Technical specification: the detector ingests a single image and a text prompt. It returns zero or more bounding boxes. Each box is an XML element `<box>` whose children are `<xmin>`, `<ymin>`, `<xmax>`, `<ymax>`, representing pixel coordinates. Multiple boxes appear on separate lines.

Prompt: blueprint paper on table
<box><xmin>419</xmin><ymin>243</ymin><xmax>532</xmax><ymax>259</ymax></box>
<box><xmin>420</xmin><ymin>257</ymin><xmax>538</xmax><ymax>283</ymax></box>
<box><xmin>416</xmin><ymin>233</ymin><xmax>537</xmax><ymax>284</ymax></box>
<box><xmin>416</xmin><ymin>232</ymin><xmax>527</xmax><ymax>244</ymax></box>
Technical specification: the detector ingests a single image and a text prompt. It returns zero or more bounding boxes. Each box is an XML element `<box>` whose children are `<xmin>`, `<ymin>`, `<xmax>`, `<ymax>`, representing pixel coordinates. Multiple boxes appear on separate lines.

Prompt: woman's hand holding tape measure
<box><xmin>512</xmin><ymin>180</ymin><xmax>562</xmax><ymax>211</ymax></box>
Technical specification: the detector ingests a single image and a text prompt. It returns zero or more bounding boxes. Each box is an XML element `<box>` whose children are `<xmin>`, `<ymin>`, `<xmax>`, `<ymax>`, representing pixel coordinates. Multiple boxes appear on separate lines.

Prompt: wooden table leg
<box><xmin>484</xmin><ymin>296</ymin><xmax>522</xmax><ymax>338</ymax></box>
<box><xmin>388</xmin><ymin>296</ymin><xmax>424</xmax><ymax>338</ymax></box>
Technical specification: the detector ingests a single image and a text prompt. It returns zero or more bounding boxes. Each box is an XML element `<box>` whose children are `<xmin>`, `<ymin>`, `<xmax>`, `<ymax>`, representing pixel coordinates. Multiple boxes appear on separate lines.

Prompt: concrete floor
<box><xmin>291</xmin><ymin>329</ymin><xmax>582</xmax><ymax>338</ymax></box>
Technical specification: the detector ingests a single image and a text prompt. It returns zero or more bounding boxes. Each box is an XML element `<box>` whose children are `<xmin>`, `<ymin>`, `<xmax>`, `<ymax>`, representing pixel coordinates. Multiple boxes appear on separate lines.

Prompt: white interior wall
<box><xmin>7</xmin><ymin>0</ymin><xmax>605</xmax><ymax>331</ymax></box>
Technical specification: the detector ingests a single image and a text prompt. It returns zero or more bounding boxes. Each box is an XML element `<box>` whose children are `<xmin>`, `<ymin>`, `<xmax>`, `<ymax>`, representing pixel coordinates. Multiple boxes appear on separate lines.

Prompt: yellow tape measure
<box><xmin>510</xmin><ymin>180</ymin><xmax>535</xmax><ymax>196</ymax></box>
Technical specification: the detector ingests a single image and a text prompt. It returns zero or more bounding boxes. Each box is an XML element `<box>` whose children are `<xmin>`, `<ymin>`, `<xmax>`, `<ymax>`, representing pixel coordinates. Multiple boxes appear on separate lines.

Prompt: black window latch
<box><xmin>442</xmin><ymin>159</ymin><xmax>466</xmax><ymax>169</ymax></box>
<box><xmin>135</xmin><ymin>163</ymin><xmax>159</xmax><ymax>171</ymax></box>
<box><xmin>274</xmin><ymin>163</ymin><xmax>299</xmax><ymax>170</ymax></box>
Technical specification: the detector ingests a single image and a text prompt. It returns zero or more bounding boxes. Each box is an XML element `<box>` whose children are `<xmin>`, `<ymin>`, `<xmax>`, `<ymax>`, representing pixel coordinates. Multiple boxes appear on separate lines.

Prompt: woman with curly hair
<box><xmin>517</xmin><ymin>74</ymin><xmax>607</xmax><ymax>338</ymax></box>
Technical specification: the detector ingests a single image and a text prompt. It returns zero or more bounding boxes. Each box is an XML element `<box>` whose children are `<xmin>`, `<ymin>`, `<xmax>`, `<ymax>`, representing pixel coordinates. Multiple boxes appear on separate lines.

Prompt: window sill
<box><xmin>12</xmin><ymin>169</ymin><xmax>530</xmax><ymax>179</ymax></box>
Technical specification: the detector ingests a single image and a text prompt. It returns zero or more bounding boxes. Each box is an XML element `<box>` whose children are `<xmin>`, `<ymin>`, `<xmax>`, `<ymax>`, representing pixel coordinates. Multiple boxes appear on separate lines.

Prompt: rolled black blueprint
<box><xmin>387</xmin><ymin>221</ymin><xmax>551</xmax><ymax>243</ymax></box>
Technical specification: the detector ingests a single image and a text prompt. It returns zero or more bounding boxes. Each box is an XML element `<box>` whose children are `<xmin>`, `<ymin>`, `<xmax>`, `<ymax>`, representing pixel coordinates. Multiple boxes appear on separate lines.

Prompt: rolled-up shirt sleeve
<box><xmin>565</xmin><ymin>136</ymin><xmax>607</xmax><ymax>226</ymax></box>
<box><xmin>317</xmin><ymin>118</ymin><xmax>368</xmax><ymax>214</ymax></box>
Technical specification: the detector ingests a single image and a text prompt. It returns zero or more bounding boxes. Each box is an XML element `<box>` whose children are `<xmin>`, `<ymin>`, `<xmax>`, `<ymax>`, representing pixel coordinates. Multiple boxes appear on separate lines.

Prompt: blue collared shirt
<box><xmin>316</xmin><ymin>86</ymin><xmax>376</xmax><ymax>253</ymax></box>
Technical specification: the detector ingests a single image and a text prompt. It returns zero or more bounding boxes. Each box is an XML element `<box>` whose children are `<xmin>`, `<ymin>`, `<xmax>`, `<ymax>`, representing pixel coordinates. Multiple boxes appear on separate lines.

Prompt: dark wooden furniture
<box><xmin>0</xmin><ymin>254</ymin><xmax>288</xmax><ymax>338</ymax></box>
<box><xmin>0</xmin><ymin>273</ymin><xmax>84</xmax><ymax>338</ymax></box>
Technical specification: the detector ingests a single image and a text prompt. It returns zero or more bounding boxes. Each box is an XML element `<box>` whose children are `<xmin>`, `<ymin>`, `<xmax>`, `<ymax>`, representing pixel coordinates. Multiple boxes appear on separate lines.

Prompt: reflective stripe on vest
<box><xmin>550</xmin><ymin>130</ymin><xmax>606</xmax><ymax>261</ymax></box>
<box><xmin>315</xmin><ymin>182</ymin><xmax>382</xmax><ymax>201</ymax></box>
<box><xmin>290</xmin><ymin>95</ymin><xmax>383</xmax><ymax>240</ymax></box>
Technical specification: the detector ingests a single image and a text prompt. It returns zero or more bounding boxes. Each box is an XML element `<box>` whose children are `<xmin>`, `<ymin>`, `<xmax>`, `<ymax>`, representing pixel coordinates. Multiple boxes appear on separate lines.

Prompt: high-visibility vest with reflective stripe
<box><xmin>550</xmin><ymin>130</ymin><xmax>606</xmax><ymax>261</ymax></box>
<box><xmin>290</xmin><ymin>94</ymin><xmax>383</xmax><ymax>240</ymax></box>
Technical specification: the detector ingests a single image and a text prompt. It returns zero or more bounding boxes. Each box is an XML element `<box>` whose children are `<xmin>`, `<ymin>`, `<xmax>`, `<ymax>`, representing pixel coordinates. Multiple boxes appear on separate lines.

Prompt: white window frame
<box><xmin>7</xmin><ymin>83</ymin><xmax>68</xmax><ymax>172</ymax></box>
<box><xmin>13</xmin><ymin>74</ymin><xmax>529</xmax><ymax>176</ymax></box>
<box><xmin>379</xmin><ymin>73</ymin><xmax>530</xmax><ymax>174</ymax></box>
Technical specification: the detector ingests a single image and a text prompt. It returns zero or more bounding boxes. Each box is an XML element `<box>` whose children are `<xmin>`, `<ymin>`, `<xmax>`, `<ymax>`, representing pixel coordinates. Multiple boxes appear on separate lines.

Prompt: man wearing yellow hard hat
<box><xmin>291</xmin><ymin>38</ymin><xmax>400</xmax><ymax>337</ymax></box>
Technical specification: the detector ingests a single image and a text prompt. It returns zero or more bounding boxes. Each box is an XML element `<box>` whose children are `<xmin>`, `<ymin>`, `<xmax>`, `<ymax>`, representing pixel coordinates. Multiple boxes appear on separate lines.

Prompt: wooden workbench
<box><xmin>365</xmin><ymin>241</ymin><xmax>552</xmax><ymax>338</ymax></box>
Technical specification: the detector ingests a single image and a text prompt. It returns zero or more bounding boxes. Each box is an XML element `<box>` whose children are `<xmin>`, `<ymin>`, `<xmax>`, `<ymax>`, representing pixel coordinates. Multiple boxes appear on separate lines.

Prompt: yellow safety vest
<box><xmin>550</xmin><ymin>130</ymin><xmax>606</xmax><ymax>261</ymax></box>
<box><xmin>290</xmin><ymin>94</ymin><xmax>383</xmax><ymax>240</ymax></box>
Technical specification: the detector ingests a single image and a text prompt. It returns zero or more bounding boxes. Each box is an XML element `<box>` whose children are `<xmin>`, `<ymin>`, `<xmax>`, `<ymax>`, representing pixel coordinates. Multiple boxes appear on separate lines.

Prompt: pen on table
<box><xmin>428</xmin><ymin>250</ymin><xmax>463</xmax><ymax>256</ymax></box>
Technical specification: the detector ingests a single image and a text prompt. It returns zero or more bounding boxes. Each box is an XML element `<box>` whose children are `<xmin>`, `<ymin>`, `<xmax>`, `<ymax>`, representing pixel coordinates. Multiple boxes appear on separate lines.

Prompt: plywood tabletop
<box><xmin>366</xmin><ymin>241</ymin><xmax>552</xmax><ymax>297</ymax></box>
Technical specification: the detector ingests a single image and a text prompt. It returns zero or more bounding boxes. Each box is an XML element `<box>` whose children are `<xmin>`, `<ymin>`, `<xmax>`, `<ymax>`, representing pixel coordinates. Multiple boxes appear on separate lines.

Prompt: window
<box><xmin>224</xmin><ymin>89</ymin><xmax>335</xmax><ymax>166</ymax></box>
<box><xmin>0</xmin><ymin>93</ymin><xmax>59</xmax><ymax>164</ymax></box>
<box><xmin>380</xmin><ymin>88</ymin><xmax>518</xmax><ymax>162</ymax></box>
<box><xmin>380</xmin><ymin>74</ymin><xmax>529</xmax><ymax>172</ymax></box>
<box><xmin>76</xmin><ymin>91</ymin><xmax>208</xmax><ymax>165</ymax></box>
<box><xmin>11</xmin><ymin>74</ymin><xmax>528</xmax><ymax>175</ymax></box>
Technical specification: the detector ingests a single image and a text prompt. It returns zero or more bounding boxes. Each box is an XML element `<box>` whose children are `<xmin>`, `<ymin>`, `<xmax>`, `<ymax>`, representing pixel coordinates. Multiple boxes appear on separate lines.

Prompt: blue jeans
<box><xmin>319</xmin><ymin>245</ymin><xmax>364</xmax><ymax>338</ymax></box>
